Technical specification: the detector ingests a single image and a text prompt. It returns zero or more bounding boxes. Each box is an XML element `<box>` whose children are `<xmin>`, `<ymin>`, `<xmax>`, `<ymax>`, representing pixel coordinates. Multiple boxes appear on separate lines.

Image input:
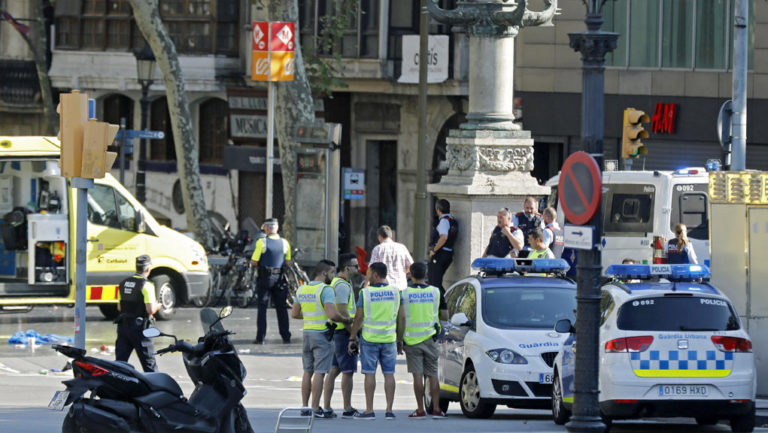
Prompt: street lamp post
<box><xmin>567</xmin><ymin>1</ymin><xmax>617</xmax><ymax>432</ymax></box>
<box><xmin>134</xmin><ymin>43</ymin><xmax>156</xmax><ymax>204</ymax></box>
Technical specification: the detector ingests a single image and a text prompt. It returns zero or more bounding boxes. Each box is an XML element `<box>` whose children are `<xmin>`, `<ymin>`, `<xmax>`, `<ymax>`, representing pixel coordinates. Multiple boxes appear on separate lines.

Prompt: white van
<box><xmin>545</xmin><ymin>168</ymin><xmax>711</xmax><ymax>270</ymax></box>
<box><xmin>0</xmin><ymin>136</ymin><xmax>210</xmax><ymax>319</ymax></box>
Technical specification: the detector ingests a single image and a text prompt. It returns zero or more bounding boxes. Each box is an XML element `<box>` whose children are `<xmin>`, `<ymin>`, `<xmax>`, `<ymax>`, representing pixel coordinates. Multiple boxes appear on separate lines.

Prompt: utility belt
<box><xmin>259</xmin><ymin>266</ymin><xmax>282</xmax><ymax>275</ymax></box>
<box><xmin>114</xmin><ymin>314</ymin><xmax>154</xmax><ymax>329</ymax></box>
<box><xmin>324</xmin><ymin>322</ymin><xmax>338</xmax><ymax>341</ymax></box>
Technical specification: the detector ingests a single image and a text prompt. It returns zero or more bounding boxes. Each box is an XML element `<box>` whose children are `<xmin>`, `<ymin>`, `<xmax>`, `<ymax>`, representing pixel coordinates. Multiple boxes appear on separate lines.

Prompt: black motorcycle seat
<box><xmin>138</xmin><ymin>372</ymin><xmax>183</xmax><ymax>396</ymax></box>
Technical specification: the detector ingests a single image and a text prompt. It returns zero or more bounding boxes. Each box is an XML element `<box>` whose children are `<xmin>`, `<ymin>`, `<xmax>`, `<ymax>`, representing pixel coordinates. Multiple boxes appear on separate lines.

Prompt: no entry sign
<box><xmin>558</xmin><ymin>151</ymin><xmax>602</xmax><ymax>225</ymax></box>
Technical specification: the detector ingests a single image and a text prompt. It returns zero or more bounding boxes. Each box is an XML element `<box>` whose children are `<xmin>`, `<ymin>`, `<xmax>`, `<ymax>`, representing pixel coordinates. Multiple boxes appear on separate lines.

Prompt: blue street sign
<box><xmin>122</xmin><ymin>143</ymin><xmax>134</xmax><ymax>155</ymax></box>
<box><xmin>88</xmin><ymin>98</ymin><xmax>96</xmax><ymax>119</ymax></box>
<box><xmin>115</xmin><ymin>129</ymin><xmax>165</xmax><ymax>140</ymax></box>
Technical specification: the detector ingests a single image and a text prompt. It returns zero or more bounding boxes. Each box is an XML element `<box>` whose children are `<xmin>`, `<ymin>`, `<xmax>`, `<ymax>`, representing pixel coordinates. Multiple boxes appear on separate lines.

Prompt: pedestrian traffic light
<box><xmin>621</xmin><ymin>108</ymin><xmax>650</xmax><ymax>159</ymax></box>
<box><xmin>57</xmin><ymin>91</ymin><xmax>119</xmax><ymax>179</ymax></box>
<box><xmin>58</xmin><ymin>91</ymin><xmax>89</xmax><ymax>178</ymax></box>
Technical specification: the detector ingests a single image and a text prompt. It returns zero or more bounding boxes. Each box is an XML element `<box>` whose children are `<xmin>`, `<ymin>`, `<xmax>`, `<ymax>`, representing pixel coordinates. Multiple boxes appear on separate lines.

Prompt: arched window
<box><xmin>198</xmin><ymin>98</ymin><xmax>229</xmax><ymax>164</ymax></box>
<box><xmin>149</xmin><ymin>97</ymin><xmax>176</xmax><ymax>161</ymax></box>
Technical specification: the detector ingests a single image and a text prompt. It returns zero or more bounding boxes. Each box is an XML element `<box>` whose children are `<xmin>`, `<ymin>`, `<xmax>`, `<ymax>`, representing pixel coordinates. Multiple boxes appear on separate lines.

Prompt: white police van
<box><xmin>433</xmin><ymin>258</ymin><xmax>577</xmax><ymax>418</ymax></box>
<box><xmin>551</xmin><ymin>264</ymin><xmax>756</xmax><ymax>432</ymax></box>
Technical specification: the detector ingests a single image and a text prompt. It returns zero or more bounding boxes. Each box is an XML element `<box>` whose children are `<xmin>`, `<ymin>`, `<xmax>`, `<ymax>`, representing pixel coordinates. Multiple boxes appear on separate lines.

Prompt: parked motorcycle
<box><xmin>49</xmin><ymin>306</ymin><xmax>253</xmax><ymax>433</ymax></box>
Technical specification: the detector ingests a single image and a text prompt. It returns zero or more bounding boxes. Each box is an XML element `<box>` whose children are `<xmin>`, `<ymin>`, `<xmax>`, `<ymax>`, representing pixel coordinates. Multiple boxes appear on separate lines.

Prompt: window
<box><xmin>617</xmin><ymin>296</ymin><xmax>740</xmax><ymax>331</ymax></box>
<box><xmin>457</xmin><ymin>285</ymin><xmax>476</xmax><ymax>325</ymax></box>
<box><xmin>483</xmin><ymin>286</ymin><xmax>576</xmax><ymax>329</ymax></box>
<box><xmin>87</xmin><ymin>184</ymin><xmax>138</xmax><ymax>231</ymax></box>
<box><xmin>600</xmin><ymin>290</ymin><xmax>615</xmax><ymax>326</ymax></box>
<box><xmin>604</xmin><ymin>0</ymin><xmax>753</xmax><ymax>70</ymax></box>
<box><xmin>445</xmin><ymin>284</ymin><xmax>465</xmax><ymax>317</ymax></box>
<box><xmin>603</xmin><ymin>184</ymin><xmax>655</xmax><ymax>234</ymax></box>
<box><xmin>298</xmin><ymin>0</ymin><xmax>380</xmax><ymax>58</ymax></box>
<box><xmin>54</xmin><ymin>0</ymin><xmax>238</xmax><ymax>56</ymax></box>
<box><xmin>149</xmin><ymin>97</ymin><xmax>176</xmax><ymax>161</ymax></box>
<box><xmin>199</xmin><ymin>98</ymin><xmax>229</xmax><ymax>164</ymax></box>
<box><xmin>670</xmin><ymin>183</ymin><xmax>708</xmax><ymax>240</ymax></box>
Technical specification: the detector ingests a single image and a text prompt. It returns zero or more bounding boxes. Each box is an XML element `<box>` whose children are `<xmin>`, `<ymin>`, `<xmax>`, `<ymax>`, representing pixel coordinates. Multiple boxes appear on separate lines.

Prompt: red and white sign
<box><xmin>252</xmin><ymin>22</ymin><xmax>268</xmax><ymax>52</ymax></box>
<box><xmin>271</xmin><ymin>22</ymin><xmax>295</xmax><ymax>52</ymax></box>
<box><xmin>251</xmin><ymin>21</ymin><xmax>295</xmax><ymax>82</ymax></box>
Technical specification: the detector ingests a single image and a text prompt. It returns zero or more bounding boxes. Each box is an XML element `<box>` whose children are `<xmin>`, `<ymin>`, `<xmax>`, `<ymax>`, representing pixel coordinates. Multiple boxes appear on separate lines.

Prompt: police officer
<box><xmin>115</xmin><ymin>254</ymin><xmax>160</xmax><ymax>372</ymax></box>
<box><xmin>483</xmin><ymin>208</ymin><xmax>524</xmax><ymax>258</ymax></box>
<box><xmin>428</xmin><ymin>199</ymin><xmax>458</xmax><ymax>294</ymax></box>
<box><xmin>542</xmin><ymin>207</ymin><xmax>564</xmax><ymax>258</ymax></box>
<box><xmin>513</xmin><ymin>196</ymin><xmax>544</xmax><ymax>249</ymax></box>
<box><xmin>347</xmin><ymin>262</ymin><xmax>401</xmax><ymax>420</ymax></box>
<box><xmin>666</xmin><ymin>223</ymin><xmax>698</xmax><ymax>264</ymax></box>
<box><xmin>290</xmin><ymin>260</ymin><xmax>351</xmax><ymax>419</ymax></box>
<box><xmin>251</xmin><ymin>218</ymin><xmax>292</xmax><ymax>344</ymax></box>
<box><xmin>397</xmin><ymin>262</ymin><xmax>447</xmax><ymax>418</ymax></box>
<box><xmin>322</xmin><ymin>253</ymin><xmax>361</xmax><ymax>418</ymax></box>
<box><xmin>528</xmin><ymin>228</ymin><xmax>555</xmax><ymax>259</ymax></box>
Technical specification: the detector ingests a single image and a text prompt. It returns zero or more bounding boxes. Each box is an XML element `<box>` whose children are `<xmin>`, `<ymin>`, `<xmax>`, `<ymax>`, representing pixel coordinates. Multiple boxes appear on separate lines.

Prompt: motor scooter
<box><xmin>49</xmin><ymin>306</ymin><xmax>253</xmax><ymax>433</ymax></box>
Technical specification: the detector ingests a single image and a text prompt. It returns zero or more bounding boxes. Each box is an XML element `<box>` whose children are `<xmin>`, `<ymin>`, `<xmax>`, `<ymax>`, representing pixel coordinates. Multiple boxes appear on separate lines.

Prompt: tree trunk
<box><xmin>268</xmin><ymin>0</ymin><xmax>316</xmax><ymax>245</ymax></box>
<box><xmin>128</xmin><ymin>0</ymin><xmax>213</xmax><ymax>249</ymax></box>
<box><xmin>14</xmin><ymin>0</ymin><xmax>56</xmax><ymax>135</ymax></box>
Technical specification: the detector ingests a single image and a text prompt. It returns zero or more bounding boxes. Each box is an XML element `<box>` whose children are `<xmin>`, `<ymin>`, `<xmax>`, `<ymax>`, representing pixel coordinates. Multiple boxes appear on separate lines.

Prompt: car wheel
<box><xmin>423</xmin><ymin>376</ymin><xmax>450</xmax><ymax>413</ymax></box>
<box><xmin>459</xmin><ymin>365</ymin><xmax>496</xmax><ymax>418</ymax></box>
<box><xmin>152</xmin><ymin>274</ymin><xmax>176</xmax><ymax>321</ymax></box>
<box><xmin>730</xmin><ymin>406</ymin><xmax>755</xmax><ymax>433</ymax></box>
<box><xmin>98</xmin><ymin>304</ymin><xmax>119</xmax><ymax>320</ymax></box>
<box><xmin>552</xmin><ymin>371</ymin><xmax>571</xmax><ymax>425</ymax></box>
<box><xmin>696</xmin><ymin>416</ymin><xmax>718</xmax><ymax>426</ymax></box>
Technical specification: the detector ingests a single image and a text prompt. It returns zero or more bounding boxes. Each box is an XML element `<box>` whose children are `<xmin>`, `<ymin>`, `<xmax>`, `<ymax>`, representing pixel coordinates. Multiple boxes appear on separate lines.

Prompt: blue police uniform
<box><xmin>252</xmin><ymin>233</ymin><xmax>292</xmax><ymax>344</ymax></box>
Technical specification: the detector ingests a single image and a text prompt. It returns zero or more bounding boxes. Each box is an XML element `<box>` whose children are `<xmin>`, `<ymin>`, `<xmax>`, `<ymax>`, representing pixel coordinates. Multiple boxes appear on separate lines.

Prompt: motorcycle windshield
<box><xmin>200</xmin><ymin>308</ymin><xmax>225</xmax><ymax>333</ymax></box>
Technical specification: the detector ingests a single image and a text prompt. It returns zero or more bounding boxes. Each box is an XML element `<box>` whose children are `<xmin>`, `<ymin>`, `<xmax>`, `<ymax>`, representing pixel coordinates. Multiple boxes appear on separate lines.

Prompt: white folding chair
<box><xmin>274</xmin><ymin>407</ymin><xmax>313</xmax><ymax>433</ymax></box>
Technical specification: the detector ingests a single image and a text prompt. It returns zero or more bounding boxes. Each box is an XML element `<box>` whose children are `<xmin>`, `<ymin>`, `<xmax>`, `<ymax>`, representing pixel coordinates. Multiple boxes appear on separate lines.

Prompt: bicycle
<box><xmin>281</xmin><ymin>248</ymin><xmax>310</xmax><ymax>307</ymax></box>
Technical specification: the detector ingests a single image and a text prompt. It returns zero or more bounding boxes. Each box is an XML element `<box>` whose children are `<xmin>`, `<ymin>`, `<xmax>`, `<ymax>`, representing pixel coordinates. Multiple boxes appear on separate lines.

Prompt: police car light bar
<box><xmin>605</xmin><ymin>264</ymin><xmax>711</xmax><ymax>281</ymax></box>
<box><xmin>471</xmin><ymin>258</ymin><xmax>570</xmax><ymax>274</ymax></box>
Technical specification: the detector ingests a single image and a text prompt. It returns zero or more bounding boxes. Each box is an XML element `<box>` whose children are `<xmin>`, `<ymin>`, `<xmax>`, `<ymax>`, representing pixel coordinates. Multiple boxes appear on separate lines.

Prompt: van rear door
<box><xmin>601</xmin><ymin>183</ymin><xmax>656</xmax><ymax>266</ymax></box>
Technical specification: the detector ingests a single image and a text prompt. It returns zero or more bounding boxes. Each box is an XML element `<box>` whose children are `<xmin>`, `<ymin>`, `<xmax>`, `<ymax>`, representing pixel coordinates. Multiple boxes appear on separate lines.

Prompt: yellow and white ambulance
<box><xmin>0</xmin><ymin>136</ymin><xmax>209</xmax><ymax>319</ymax></box>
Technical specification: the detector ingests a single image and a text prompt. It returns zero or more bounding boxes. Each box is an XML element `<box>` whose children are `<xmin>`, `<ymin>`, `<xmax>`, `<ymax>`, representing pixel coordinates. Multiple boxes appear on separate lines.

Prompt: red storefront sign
<box><xmin>651</xmin><ymin>103</ymin><xmax>678</xmax><ymax>134</ymax></box>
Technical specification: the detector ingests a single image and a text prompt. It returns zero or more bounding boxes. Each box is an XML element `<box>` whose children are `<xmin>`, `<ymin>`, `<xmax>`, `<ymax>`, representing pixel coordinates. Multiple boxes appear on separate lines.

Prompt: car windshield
<box><xmin>617</xmin><ymin>296</ymin><xmax>740</xmax><ymax>331</ymax></box>
<box><xmin>482</xmin><ymin>286</ymin><xmax>576</xmax><ymax>329</ymax></box>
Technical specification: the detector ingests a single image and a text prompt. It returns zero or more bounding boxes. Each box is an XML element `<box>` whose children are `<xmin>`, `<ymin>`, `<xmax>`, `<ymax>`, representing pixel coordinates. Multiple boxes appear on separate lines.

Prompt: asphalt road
<box><xmin>0</xmin><ymin>306</ymin><xmax>763</xmax><ymax>433</ymax></box>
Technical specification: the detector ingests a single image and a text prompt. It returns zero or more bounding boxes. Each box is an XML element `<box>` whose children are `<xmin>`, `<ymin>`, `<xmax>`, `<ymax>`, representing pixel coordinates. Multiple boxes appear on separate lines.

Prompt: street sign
<box><xmin>251</xmin><ymin>21</ymin><xmax>295</xmax><ymax>82</ymax></box>
<box><xmin>295</xmin><ymin>123</ymin><xmax>341</xmax><ymax>145</ymax></box>
<box><xmin>564</xmin><ymin>224</ymin><xmax>595</xmax><ymax>250</ymax></box>
<box><xmin>558</xmin><ymin>151</ymin><xmax>602</xmax><ymax>226</ymax></box>
<box><xmin>343</xmin><ymin>168</ymin><xmax>365</xmax><ymax>200</ymax></box>
<box><xmin>114</xmin><ymin>129</ymin><xmax>165</xmax><ymax>140</ymax></box>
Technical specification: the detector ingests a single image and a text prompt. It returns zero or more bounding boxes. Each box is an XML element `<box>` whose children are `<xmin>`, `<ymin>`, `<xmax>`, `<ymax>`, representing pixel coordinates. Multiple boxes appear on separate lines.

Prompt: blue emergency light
<box><xmin>605</xmin><ymin>264</ymin><xmax>711</xmax><ymax>281</ymax></box>
<box><xmin>471</xmin><ymin>258</ymin><xmax>570</xmax><ymax>275</ymax></box>
<box><xmin>674</xmin><ymin>167</ymin><xmax>701</xmax><ymax>175</ymax></box>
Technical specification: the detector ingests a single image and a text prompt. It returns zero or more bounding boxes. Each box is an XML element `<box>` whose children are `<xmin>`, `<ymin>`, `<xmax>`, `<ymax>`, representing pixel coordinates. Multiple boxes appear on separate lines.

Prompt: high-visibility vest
<box><xmin>297</xmin><ymin>282</ymin><xmax>329</xmax><ymax>331</ymax></box>
<box><xmin>361</xmin><ymin>285</ymin><xmax>399</xmax><ymax>343</ymax></box>
<box><xmin>529</xmin><ymin>248</ymin><xmax>552</xmax><ymax>259</ymax></box>
<box><xmin>402</xmin><ymin>285</ymin><xmax>440</xmax><ymax>345</ymax></box>
<box><xmin>330</xmin><ymin>277</ymin><xmax>355</xmax><ymax>330</ymax></box>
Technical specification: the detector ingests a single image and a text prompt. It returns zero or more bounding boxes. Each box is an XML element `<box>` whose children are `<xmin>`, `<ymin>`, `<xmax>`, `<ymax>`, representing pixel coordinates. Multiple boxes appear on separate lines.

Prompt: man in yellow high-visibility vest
<box><xmin>322</xmin><ymin>253</ymin><xmax>361</xmax><ymax>418</ymax></box>
<box><xmin>397</xmin><ymin>262</ymin><xmax>446</xmax><ymax>418</ymax></box>
<box><xmin>290</xmin><ymin>260</ymin><xmax>352</xmax><ymax>419</ymax></box>
<box><xmin>347</xmin><ymin>262</ymin><xmax>401</xmax><ymax>420</ymax></box>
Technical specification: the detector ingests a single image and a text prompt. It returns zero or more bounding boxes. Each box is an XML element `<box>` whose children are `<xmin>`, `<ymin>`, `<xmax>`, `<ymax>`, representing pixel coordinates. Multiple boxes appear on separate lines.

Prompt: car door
<box><xmin>440</xmin><ymin>283</ymin><xmax>467</xmax><ymax>391</ymax></box>
<box><xmin>450</xmin><ymin>284</ymin><xmax>477</xmax><ymax>381</ymax></box>
<box><xmin>86</xmin><ymin>183</ymin><xmax>146</xmax><ymax>282</ymax></box>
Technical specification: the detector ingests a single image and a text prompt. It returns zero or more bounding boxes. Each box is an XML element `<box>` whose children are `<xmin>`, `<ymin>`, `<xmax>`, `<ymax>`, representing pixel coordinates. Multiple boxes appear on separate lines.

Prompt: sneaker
<box><xmin>300</xmin><ymin>409</ymin><xmax>312</xmax><ymax>417</ymax></box>
<box><xmin>354</xmin><ymin>411</ymin><xmax>375</xmax><ymax>420</ymax></box>
<box><xmin>313</xmin><ymin>409</ymin><xmax>330</xmax><ymax>419</ymax></box>
<box><xmin>323</xmin><ymin>408</ymin><xmax>337</xmax><ymax>419</ymax></box>
<box><xmin>385</xmin><ymin>411</ymin><xmax>396</xmax><ymax>420</ymax></box>
<box><xmin>430</xmin><ymin>409</ymin><xmax>447</xmax><ymax>419</ymax></box>
<box><xmin>408</xmin><ymin>409</ymin><xmax>426</xmax><ymax>419</ymax></box>
<box><xmin>342</xmin><ymin>408</ymin><xmax>360</xmax><ymax>419</ymax></box>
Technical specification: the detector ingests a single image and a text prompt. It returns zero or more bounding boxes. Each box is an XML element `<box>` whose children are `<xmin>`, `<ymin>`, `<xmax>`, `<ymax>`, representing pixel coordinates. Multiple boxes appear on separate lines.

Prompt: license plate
<box><xmin>539</xmin><ymin>373</ymin><xmax>553</xmax><ymax>384</ymax></box>
<box><xmin>48</xmin><ymin>390</ymin><xmax>69</xmax><ymax>411</ymax></box>
<box><xmin>658</xmin><ymin>385</ymin><xmax>708</xmax><ymax>397</ymax></box>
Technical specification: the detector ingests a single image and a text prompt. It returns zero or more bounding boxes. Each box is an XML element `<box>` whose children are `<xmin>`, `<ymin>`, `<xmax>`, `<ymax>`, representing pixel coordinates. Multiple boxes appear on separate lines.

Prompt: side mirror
<box><xmin>450</xmin><ymin>312</ymin><xmax>471</xmax><ymax>327</ymax></box>
<box><xmin>136</xmin><ymin>211</ymin><xmax>147</xmax><ymax>233</ymax></box>
<box><xmin>220</xmin><ymin>305</ymin><xmax>233</xmax><ymax>319</ymax></box>
<box><xmin>143</xmin><ymin>327</ymin><xmax>161</xmax><ymax>338</ymax></box>
<box><xmin>555</xmin><ymin>319</ymin><xmax>575</xmax><ymax>334</ymax></box>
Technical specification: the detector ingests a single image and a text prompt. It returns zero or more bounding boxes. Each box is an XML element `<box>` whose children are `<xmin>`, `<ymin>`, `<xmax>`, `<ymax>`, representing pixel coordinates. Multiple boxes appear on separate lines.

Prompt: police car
<box><xmin>432</xmin><ymin>258</ymin><xmax>577</xmax><ymax>418</ymax></box>
<box><xmin>551</xmin><ymin>264</ymin><xmax>756</xmax><ymax>432</ymax></box>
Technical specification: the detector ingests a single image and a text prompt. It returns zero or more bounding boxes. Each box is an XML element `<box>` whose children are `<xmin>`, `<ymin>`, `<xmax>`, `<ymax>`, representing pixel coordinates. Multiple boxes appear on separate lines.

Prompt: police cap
<box><xmin>263</xmin><ymin>218</ymin><xmax>279</xmax><ymax>226</ymax></box>
<box><xmin>136</xmin><ymin>254</ymin><xmax>152</xmax><ymax>269</ymax></box>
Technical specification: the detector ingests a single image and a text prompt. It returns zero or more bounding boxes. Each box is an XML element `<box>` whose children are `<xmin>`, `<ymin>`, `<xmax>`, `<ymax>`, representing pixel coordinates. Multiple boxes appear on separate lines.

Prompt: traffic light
<box><xmin>621</xmin><ymin>107</ymin><xmax>650</xmax><ymax>159</ymax></box>
<box><xmin>57</xmin><ymin>91</ymin><xmax>118</xmax><ymax>179</ymax></box>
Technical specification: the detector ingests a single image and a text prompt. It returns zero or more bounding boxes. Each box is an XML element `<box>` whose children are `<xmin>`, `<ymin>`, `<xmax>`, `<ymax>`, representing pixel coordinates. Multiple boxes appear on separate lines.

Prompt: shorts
<box><xmin>360</xmin><ymin>338</ymin><xmax>397</xmax><ymax>375</ymax></box>
<box><xmin>331</xmin><ymin>329</ymin><xmax>358</xmax><ymax>373</ymax></box>
<box><xmin>403</xmin><ymin>338</ymin><xmax>439</xmax><ymax>377</ymax></box>
<box><xmin>302</xmin><ymin>331</ymin><xmax>334</xmax><ymax>374</ymax></box>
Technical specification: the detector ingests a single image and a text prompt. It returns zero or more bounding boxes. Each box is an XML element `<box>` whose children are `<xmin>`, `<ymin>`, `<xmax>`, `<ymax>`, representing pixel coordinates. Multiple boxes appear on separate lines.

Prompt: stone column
<box><xmin>426</xmin><ymin>0</ymin><xmax>558</xmax><ymax>284</ymax></box>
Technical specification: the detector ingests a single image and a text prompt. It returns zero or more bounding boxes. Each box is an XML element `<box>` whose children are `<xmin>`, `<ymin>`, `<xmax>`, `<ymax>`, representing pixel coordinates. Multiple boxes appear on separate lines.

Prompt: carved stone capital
<box><xmin>445</xmin><ymin>140</ymin><xmax>534</xmax><ymax>174</ymax></box>
<box><xmin>568</xmin><ymin>30</ymin><xmax>619</xmax><ymax>65</ymax></box>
